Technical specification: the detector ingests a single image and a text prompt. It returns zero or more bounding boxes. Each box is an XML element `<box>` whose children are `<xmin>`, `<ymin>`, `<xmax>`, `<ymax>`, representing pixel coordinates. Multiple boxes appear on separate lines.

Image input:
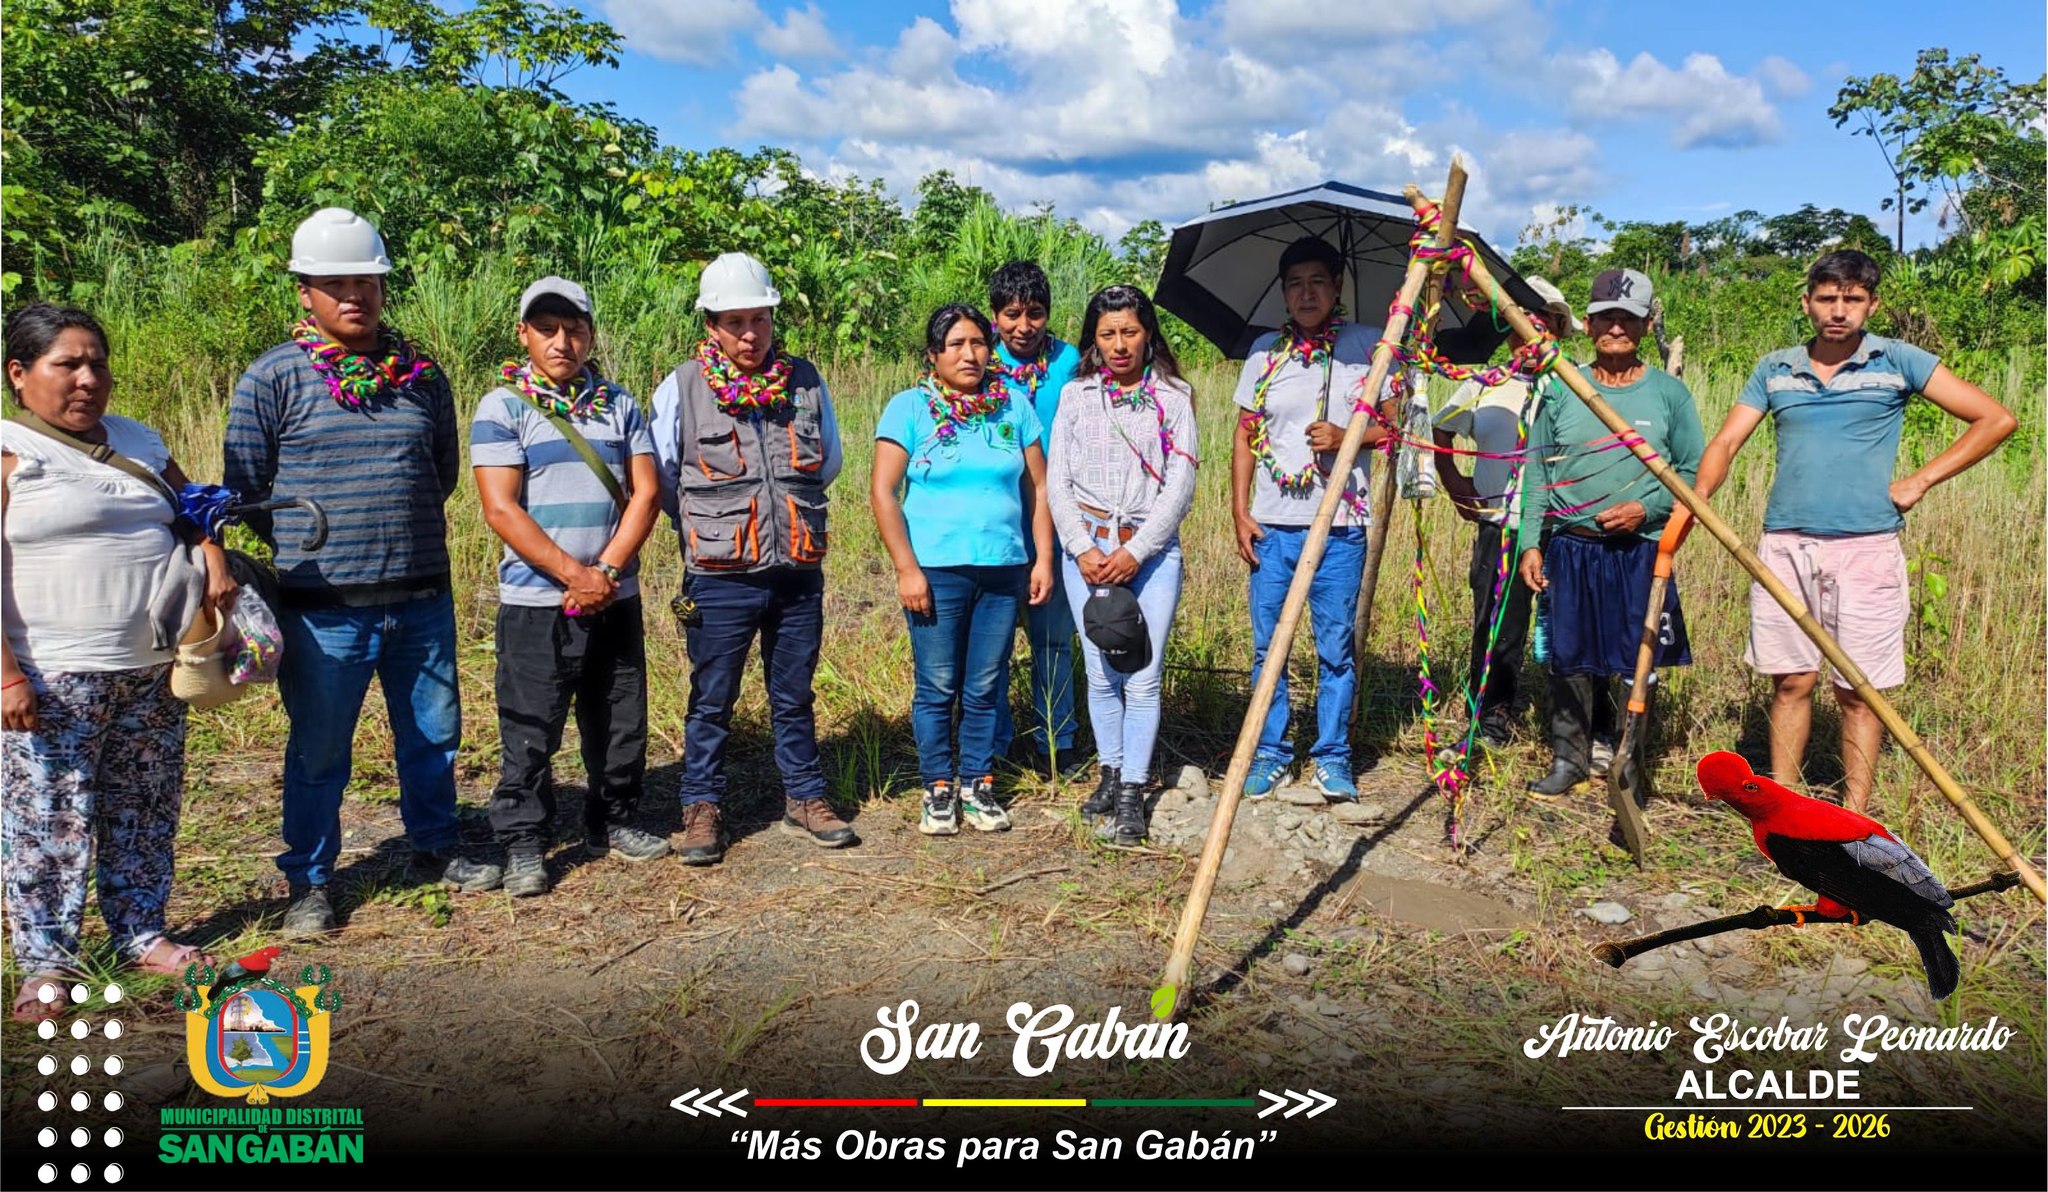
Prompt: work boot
<box><xmin>281</xmin><ymin>885</ymin><xmax>335</xmax><ymax>936</ymax></box>
<box><xmin>502</xmin><ymin>850</ymin><xmax>549</xmax><ymax>898</ymax></box>
<box><xmin>1097</xmin><ymin>782</ymin><xmax>1148</xmax><ymax>846</ymax></box>
<box><xmin>783</xmin><ymin>797</ymin><xmax>859</xmax><ymax>848</ymax></box>
<box><xmin>1528</xmin><ymin>674</ymin><xmax>1594</xmax><ymax>801</ymax></box>
<box><xmin>1080</xmin><ymin>767</ymin><xmax>1119</xmax><ymax>820</ymax></box>
<box><xmin>587</xmin><ymin>823</ymin><xmax>672</xmax><ymax>863</ymax></box>
<box><xmin>677</xmin><ymin>802</ymin><xmax>725</xmax><ymax>866</ymax></box>
<box><xmin>413</xmin><ymin>848</ymin><xmax>503</xmax><ymax>892</ymax></box>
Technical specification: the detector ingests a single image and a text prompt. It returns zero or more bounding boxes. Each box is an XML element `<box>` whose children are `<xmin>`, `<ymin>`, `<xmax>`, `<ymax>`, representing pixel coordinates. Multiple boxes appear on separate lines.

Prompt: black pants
<box><xmin>1467</xmin><ymin>521</ymin><xmax>1535</xmax><ymax>731</ymax></box>
<box><xmin>490</xmin><ymin>598</ymin><xmax>647</xmax><ymax>850</ymax></box>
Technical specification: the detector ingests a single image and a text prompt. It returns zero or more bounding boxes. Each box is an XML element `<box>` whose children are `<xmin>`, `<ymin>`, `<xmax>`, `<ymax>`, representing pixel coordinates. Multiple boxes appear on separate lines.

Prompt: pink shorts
<box><xmin>1745</xmin><ymin>531</ymin><xmax>1908</xmax><ymax>689</ymax></box>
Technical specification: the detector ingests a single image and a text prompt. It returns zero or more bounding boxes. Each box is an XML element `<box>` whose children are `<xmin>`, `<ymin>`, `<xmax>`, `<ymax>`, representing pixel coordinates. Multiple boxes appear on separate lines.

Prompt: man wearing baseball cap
<box><xmin>225</xmin><ymin>207</ymin><xmax>499</xmax><ymax>933</ymax></box>
<box><xmin>650</xmin><ymin>252</ymin><xmax>855</xmax><ymax>865</ymax></box>
<box><xmin>472</xmin><ymin>277</ymin><xmax>668</xmax><ymax>896</ymax></box>
<box><xmin>1431</xmin><ymin>277</ymin><xmax>1578</xmax><ymax>750</ymax></box>
<box><xmin>1515</xmin><ymin>268</ymin><xmax>1705</xmax><ymax>804</ymax></box>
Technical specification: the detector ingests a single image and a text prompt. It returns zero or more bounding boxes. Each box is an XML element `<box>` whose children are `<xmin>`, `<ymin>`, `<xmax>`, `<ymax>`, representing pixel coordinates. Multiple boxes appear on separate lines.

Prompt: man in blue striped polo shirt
<box><xmin>225</xmin><ymin>208</ymin><xmax>500</xmax><ymax>934</ymax></box>
<box><xmin>473</xmin><ymin>277</ymin><xmax>666</xmax><ymax>897</ymax></box>
<box><xmin>1695</xmin><ymin>249</ymin><xmax>2016</xmax><ymax>813</ymax></box>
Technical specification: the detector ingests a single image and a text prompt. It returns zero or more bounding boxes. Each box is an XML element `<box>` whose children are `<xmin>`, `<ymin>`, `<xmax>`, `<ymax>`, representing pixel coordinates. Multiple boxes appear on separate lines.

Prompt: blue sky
<box><xmin>553</xmin><ymin>0</ymin><xmax>2044</xmax><ymax>249</ymax></box>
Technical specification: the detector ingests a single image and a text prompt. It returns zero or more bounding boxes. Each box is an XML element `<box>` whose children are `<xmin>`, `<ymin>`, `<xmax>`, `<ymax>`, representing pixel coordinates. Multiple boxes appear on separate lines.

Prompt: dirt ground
<box><xmin>9</xmin><ymin>718</ymin><xmax>2040</xmax><ymax>1186</ymax></box>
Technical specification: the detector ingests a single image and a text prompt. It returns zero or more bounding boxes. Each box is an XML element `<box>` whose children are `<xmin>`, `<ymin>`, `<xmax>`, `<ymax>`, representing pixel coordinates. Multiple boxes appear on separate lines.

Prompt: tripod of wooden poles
<box><xmin>1154</xmin><ymin>159</ymin><xmax>2045</xmax><ymax>1023</ymax></box>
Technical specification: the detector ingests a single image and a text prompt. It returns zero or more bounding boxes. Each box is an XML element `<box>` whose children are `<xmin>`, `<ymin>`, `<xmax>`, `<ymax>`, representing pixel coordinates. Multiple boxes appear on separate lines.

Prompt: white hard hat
<box><xmin>695</xmin><ymin>253</ymin><xmax>781</xmax><ymax>312</ymax></box>
<box><xmin>288</xmin><ymin>207</ymin><xmax>392</xmax><ymax>276</ymax></box>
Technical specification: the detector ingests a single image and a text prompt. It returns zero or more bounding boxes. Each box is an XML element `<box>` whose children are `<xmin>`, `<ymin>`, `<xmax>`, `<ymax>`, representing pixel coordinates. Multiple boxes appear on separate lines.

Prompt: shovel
<box><xmin>1608</xmin><ymin>513</ymin><xmax>1693</xmax><ymax>861</ymax></box>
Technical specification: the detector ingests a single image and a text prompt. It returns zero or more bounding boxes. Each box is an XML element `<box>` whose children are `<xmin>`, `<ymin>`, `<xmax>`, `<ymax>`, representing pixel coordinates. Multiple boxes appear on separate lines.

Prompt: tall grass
<box><xmin>40</xmin><ymin>232</ymin><xmax>2048</xmax><ymax>891</ymax></box>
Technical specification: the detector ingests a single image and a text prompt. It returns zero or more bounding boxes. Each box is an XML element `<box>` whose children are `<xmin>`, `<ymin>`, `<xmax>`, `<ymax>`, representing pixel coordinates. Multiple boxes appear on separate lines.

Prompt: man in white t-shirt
<box><xmin>1229</xmin><ymin>236</ymin><xmax>1394</xmax><ymax>801</ymax></box>
<box><xmin>1431</xmin><ymin>278</ymin><xmax>1577</xmax><ymax>750</ymax></box>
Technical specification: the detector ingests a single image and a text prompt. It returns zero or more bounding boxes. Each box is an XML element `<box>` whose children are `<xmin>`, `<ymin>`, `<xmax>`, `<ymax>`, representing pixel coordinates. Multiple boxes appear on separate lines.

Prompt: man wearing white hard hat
<box><xmin>1430</xmin><ymin>276</ymin><xmax>1577</xmax><ymax>750</ymax></box>
<box><xmin>225</xmin><ymin>207</ymin><xmax>499</xmax><ymax>934</ymax></box>
<box><xmin>650</xmin><ymin>252</ymin><xmax>853</xmax><ymax>865</ymax></box>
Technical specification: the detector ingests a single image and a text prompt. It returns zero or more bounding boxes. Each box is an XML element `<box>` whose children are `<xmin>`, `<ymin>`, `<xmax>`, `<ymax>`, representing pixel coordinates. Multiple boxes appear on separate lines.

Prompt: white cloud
<box><xmin>602</xmin><ymin>0</ymin><xmax>761</xmax><ymax>66</ymax></box>
<box><xmin>1756</xmin><ymin>55</ymin><xmax>1811</xmax><ymax>100</ymax></box>
<box><xmin>1563</xmin><ymin>49</ymin><xmax>1786</xmax><ymax>149</ymax></box>
<box><xmin>757</xmin><ymin>4</ymin><xmax>840</xmax><ymax>60</ymax></box>
<box><xmin>710</xmin><ymin>2</ymin><xmax>1802</xmax><ymax>244</ymax></box>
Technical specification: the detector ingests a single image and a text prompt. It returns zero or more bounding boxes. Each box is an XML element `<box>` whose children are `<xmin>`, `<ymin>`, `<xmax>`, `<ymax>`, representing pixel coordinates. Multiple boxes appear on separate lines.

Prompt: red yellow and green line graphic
<box><xmin>673</xmin><ymin>1088</ymin><xmax>1334</xmax><ymax>1117</ymax></box>
<box><xmin>751</xmin><ymin>1097</ymin><xmax>1257</xmax><ymax>1109</ymax></box>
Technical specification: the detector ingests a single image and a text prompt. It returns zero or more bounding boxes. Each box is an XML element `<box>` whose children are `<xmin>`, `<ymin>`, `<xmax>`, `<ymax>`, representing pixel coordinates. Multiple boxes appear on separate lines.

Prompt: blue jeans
<box><xmin>905</xmin><ymin>565</ymin><xmax>1026</xmax><ymax>782</ymax></box>
<box><xmin>681</xmin><ymin>569</ymin><xmax>826</xmax><ymax>805</ymax></box>
<box><xmin>277</xmin><ymin>592</ymin><xmax>462</xmax><ymax>886</ymax></box>
<box><xmin>1249</xmin><ymin>525</ymin><xmax>1367</xmax><ymax>765</ymax></box>
<box><xmin>995</xmin><ymin>550</ymin><xmax>1079</xmax><ymax>756</ymax></box>
<box><xmin>1063</xmin><ymin>539</ymin><xmax>1182</xmax><ymax>784</ymax></box>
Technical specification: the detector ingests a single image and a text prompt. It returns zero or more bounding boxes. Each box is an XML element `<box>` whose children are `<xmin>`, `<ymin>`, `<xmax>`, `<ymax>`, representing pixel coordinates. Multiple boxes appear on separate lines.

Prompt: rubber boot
<box><xmin>1528</xmin><ymin>674</ymin><xmax>1594</xmax><ymax>799</ymax></box>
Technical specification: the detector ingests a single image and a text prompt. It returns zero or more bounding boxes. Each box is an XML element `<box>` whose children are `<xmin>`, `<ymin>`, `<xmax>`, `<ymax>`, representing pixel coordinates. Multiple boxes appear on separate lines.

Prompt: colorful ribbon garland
<box><xmin>1098</xmin><ymin>368</ymin><xmax>1195</xmax><ymax>488</ymax></box>
<box><xmin>501</xmin><ymin>360</ymin><xmax>616</xmax><ymax>418</ymax></box>
<box><xmin>921</xmin><ymin>372</ymin><xmax>1014</xmax><ymax>452</ymax></box>
<box><xmin>1239</xmin><ymin>319</ymin><xmax>1369</xmax><ymax>516</ymax></box>
<box><xmin>991</xmin><ymin>336</ymin><xmax>1063</xmax><ymax>400</ymax></box>
<box><xmin>291</xmin><ymin>318</ymin><xmax>439</xmax><ymax>410</ymax></box>
<box><xmin>697</xmin><ymin>337</ymin><xmax>794</xmax><ymax>415</ymax></box>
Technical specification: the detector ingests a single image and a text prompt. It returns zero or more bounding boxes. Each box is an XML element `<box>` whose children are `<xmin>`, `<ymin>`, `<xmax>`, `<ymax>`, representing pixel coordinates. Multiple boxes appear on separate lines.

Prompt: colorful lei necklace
<box><xmin>992</xmin><ymin>337</ymin><xmax>1061</xmax><ymax>398</ymax></box>
<box><xmin>922</xmin><ymin>373</ymin><xmax>1013</xmax><ymax>451</ymax></box>
<box><xmin>696</xmin><ymin>337</ymin><xmax>793</xmax><ymax>415</ymax></box>
<box><xmin>1099</xmin><ymin>365</ymin><xmax>1156</xmax><ymax>410</ymax></box>
<box><xmin>501</xmin><ymin>360</ymin><xmax>616</xmax><ymax>418</ymax></box>
<box><xmin>292</xmin><ymin>318</ymin><xmax>440</xmax><ymax>410</ymax></box>
<box><xmin>1099</xmin><ymin>369</ymin><xmax>1194</xmax><ymax>488</ymax></box>
<box><xmin>1238</xmin><ymin>319</ymin><xmax>1365</xmax><ymax>509</ymax></box>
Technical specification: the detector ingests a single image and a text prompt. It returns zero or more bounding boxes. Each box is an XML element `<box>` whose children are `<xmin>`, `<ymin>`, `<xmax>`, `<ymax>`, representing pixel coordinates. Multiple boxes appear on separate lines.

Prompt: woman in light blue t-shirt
<box><xmin>871</xmin><ymin>304</ymin><xmax>1053</xmax><ymax>839</ymax></box>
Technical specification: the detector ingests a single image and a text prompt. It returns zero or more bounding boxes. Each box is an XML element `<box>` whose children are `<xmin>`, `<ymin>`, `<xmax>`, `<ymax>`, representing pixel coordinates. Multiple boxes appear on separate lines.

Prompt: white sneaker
<box><xmin>960</xmin><ymin>776</ymin><xmax>1012</xmax><ymax>832</ymax></box>
<box><xmin>918</xmin><ymin>780</ymin><xmax>959</xmax><ymax>836</ymax></box>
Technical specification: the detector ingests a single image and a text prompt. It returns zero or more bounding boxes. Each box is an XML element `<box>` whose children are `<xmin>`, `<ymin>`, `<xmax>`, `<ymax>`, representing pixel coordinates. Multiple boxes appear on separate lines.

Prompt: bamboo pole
<box><xmin>1351</xmin><ymin>170</ymin><xmax>1468</xmax><ymax>730</ymax></box>
<box><xmin>1153</xmin><ymin>162</ymin><xmax>1470</xmax><ymax>1022</ymax></box>
<box><xmin>1453</xmin><ymin>254</ymin><xmax>2047</xmax><ymax>906</ymax></box>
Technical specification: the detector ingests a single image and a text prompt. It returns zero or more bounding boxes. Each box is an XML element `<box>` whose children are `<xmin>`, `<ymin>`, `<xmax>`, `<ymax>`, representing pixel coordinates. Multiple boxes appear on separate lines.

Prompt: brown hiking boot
<box><xmin>782</xmin><ymin>797</ymin><xmax>858</xmax><ymax>848</ymax></box>
<box><xmin>677</xmin><ymin>802</ymin><xmax>725</xmax><ymax>866</ymax></box>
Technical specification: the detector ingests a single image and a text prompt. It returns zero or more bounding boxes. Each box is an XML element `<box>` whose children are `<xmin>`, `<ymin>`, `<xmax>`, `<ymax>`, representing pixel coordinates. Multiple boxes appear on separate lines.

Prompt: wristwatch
<box><xmin>594</xmin><ymin>561</ymin><xmax>622</xmax><ymax>582</ymax></box>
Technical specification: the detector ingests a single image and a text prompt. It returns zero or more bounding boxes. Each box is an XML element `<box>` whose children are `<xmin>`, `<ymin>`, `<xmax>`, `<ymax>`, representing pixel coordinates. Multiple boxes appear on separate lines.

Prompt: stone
<box><xmin>1278</xmin><ymin>812</ymin><xmax>1305</xmax><ymax>832</ymax></box>
<box><xmin>1580</xmin><ymin>901</ymin><xmax>1632</xmax><ymax>925</ymax></box>
<box><xmin>1330</xmin><ymin>802</ymin><xmax>1389</xmax><ymax>826</ymax></box>
<box><xmin>1658</xmin><ymin>892</ymin><xmax>1693</xmax><ymax>912</ymax></box>
<box><xmin>1281</xmin><ymin>953</ymin><xmax>1311</xmax><ymax>977</ymax></box>
<box><xmin>1173</xmin><ymin>765</ymin><xmax>1211</xmax><ymax>800</ymax></box>
<box><xmin>1317</xmin><ymin>1001</ymin><xmax>1346</xmax><ymax>1017</ymax></box>
<box><xmin>1279</xmin><ymin>786</ymin><xmax>1329</xmax><ymax>806</ymax></box>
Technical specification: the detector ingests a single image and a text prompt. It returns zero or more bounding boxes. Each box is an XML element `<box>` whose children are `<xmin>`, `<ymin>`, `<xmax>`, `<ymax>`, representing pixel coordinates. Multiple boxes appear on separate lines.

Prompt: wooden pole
<box><xmin>1452</xmin><ymin>254</ymin><xmax>2047</xmax><ymax>906</ymax></box>
<box><xmin>1351</xmin><ymin>171</ymin><xmax>1468</xmax><ymax>731</ymax></box>
<box><xmin>1154</xmin><ymin>162</ymin><xmax>1470</xmax><ymax>1022</ymax></box>
<box><xmin>1605</xmin><ymin>532</ymin><xmax>1678</xmax><ymax>861</ymax></box>
<box><xmin>1592</xmin><ymin>871</ymin><xmax>2021</xmax><ymax>968</ymax></box>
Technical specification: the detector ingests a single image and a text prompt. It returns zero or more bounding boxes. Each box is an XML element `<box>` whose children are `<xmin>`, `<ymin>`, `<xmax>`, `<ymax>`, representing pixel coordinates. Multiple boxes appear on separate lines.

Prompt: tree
<box><xmin>229</xmin><ymin>1037</ymin><xmax>253</xmax><ymax>1063</ymax></box>
<box><xmin>1830</xmin><ymin>48</ymin><xmax>2047</xmax><ymax>253</ymax></box>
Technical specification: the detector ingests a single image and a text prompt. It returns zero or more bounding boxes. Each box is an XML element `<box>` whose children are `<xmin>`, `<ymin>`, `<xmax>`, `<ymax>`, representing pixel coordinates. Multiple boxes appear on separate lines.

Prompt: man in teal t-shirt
<box><xmin>1694</xmin><ymin>248</ymin><xmax>2016</xmax><ymax>813</ymax></box>
<box><xmin>986</xmin><ymin>260</ymin><xmax>1087</xmax><ymax>778</ymax></box>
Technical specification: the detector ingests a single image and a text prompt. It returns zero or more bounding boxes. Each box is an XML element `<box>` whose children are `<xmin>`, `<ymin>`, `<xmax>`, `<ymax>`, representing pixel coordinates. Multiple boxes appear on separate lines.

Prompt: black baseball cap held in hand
<box><xmin>1084</xmin><ymin>585</ymin><xmax>1150</xmax><ymax>674</ymax></box>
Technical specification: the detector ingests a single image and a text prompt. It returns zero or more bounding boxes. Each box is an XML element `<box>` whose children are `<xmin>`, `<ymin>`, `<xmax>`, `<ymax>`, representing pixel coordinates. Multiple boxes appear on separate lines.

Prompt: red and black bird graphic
<box><xmin>1696</xmin><ymin>752</ymin><xmax>1960</xmax><ymax>1000</ymax></box>
<box><xmin>208</xmin><ymin>946</ymin><xmax>283</xmax><ymax>1003</ymax></box>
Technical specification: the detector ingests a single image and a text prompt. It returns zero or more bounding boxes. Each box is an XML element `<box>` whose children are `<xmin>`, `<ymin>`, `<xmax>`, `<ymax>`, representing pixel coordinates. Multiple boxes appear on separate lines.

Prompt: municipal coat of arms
<box><xmin>178</xmin><ymin>947</ymin><xmax>340</xmax><ymax>1103</ymax></box>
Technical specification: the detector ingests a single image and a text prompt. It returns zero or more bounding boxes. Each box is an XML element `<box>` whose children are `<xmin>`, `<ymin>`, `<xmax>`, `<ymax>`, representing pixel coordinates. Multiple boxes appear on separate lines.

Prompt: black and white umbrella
<box><xmin>1154</xmin><ymin>180</ymin><xmax>1543</xmax><ymax>361</ymax></box>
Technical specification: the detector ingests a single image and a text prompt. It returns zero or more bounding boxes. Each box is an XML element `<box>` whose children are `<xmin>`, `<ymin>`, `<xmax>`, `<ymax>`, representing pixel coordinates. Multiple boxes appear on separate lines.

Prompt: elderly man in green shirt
<box><xmin>1516</xmin><ymin>268</ymin><xmax>1704</xmax><ymax>801</ymax></box>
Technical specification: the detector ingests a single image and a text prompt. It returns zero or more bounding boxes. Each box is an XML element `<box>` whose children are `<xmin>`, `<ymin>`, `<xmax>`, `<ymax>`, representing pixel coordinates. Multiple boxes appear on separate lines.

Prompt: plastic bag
<box><xmin>227</xmin><ymin>587</ymin><xmax>284</xmax><ymax>685</ymax></box>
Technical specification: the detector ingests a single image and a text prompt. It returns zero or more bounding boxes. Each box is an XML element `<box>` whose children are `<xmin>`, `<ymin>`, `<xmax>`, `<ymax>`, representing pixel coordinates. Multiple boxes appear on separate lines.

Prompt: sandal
<box><xmin>12</xmin><ymin>973</ymin><xmax>69</xmax><ymax>1023</ymax></box>
<box><xmin>131</xmin><ymin>937</ymin><xmax>216</xmax><ymax>978</ymax></box>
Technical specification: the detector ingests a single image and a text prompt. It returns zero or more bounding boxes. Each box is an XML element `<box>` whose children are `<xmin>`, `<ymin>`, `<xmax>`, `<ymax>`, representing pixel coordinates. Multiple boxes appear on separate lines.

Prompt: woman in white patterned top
<box><xmin>1046</xmin><ymin>285</ymin><xmax>1199</xmax><ymax>845</ymax></box>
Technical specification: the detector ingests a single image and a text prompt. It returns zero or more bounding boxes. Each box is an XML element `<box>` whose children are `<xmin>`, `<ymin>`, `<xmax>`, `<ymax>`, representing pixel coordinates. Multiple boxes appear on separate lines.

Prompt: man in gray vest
<box><xmin>651</xmin><ymin>252</ymin><xmax>856</xmax><ymax>864</ymax></box>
